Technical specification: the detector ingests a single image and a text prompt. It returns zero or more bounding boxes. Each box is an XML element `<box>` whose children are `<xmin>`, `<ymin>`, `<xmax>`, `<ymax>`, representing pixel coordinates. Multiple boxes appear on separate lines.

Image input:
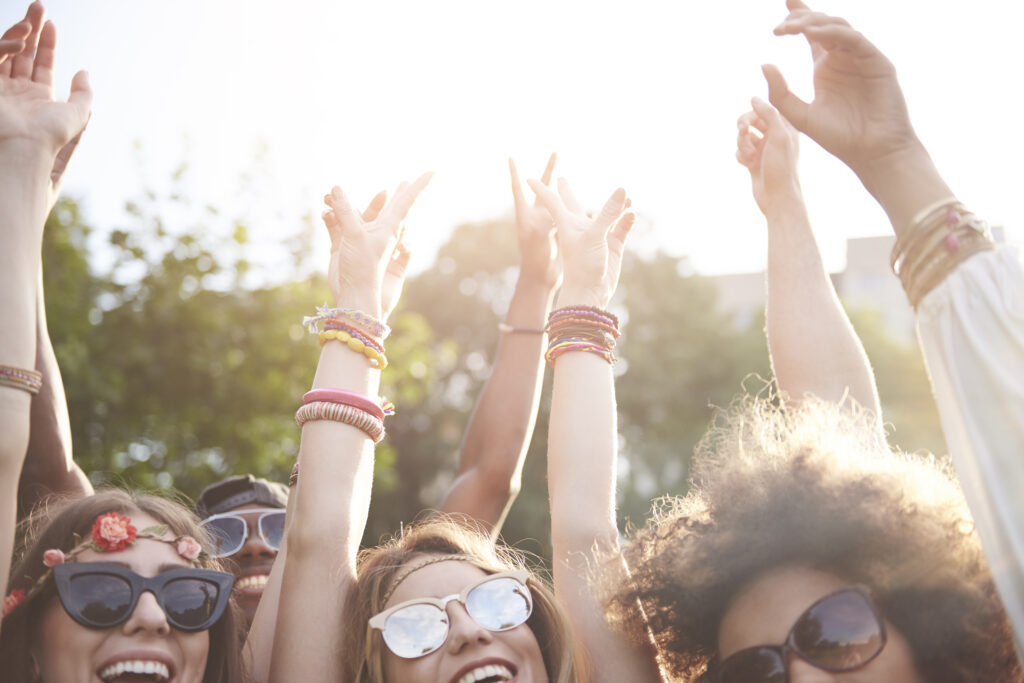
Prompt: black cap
<box><xmin>195</xmin><ymin>474</ymin><xmax>289</xmax><ymax>518</ymax></box>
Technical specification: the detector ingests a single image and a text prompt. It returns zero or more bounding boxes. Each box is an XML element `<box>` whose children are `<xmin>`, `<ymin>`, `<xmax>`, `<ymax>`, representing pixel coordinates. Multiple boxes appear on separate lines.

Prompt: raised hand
<box><xmin>736</xmin><ymin>97</ymin><xmax>803</xmax><ymax>217</ymax></box>
<box><xmin>322</xmin><ymin>173</ymin><xmax>431</xmax><ymax>319</ymax></box>
<box><xmin>0</xmin><ymin>3</ymin><xmax>91</xmax><ymax>162</ymax></box>
<box><xmin>528</xmin><ymin>177</ymin><xmax>633</xmax><ymax>308</ymax></box>
<box><xmin>509</xmin><ymin>153</ymin><xmax>561</xmax><ymax>290</ymax></box>
<box><xmin>763</xmin><ymin>0</ymin><xmax>917</xmax><ymax>175</ymax></box>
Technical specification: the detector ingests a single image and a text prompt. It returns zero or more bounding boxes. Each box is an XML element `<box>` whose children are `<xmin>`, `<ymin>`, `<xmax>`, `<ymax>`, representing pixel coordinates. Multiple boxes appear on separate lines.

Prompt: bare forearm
<box><xmin>765</xmin><ymin>194</ymin><xmax>882</xmax><ymax>417</ymax></box>
<box><xmin>439</xmin><ymin>278</ymin><xmax>554</xmax><ymax>530</ymax></box>
<box><xmin>21</xmin><ymin>271</ymin><xmax>92</xmax><ymax>517</ymax></box>
<box><xmin>270</xmin><ymin>342</ymin><xmax>377</xmax><ymax>682</ymax></box>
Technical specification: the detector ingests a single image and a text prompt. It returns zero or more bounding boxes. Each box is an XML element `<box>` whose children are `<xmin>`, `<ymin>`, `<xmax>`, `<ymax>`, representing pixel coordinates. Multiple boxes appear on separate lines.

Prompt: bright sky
<box><xmin>18</xmin><ymin>0</ymin><xmax>1024</xmax><ymax>278</ymax></box>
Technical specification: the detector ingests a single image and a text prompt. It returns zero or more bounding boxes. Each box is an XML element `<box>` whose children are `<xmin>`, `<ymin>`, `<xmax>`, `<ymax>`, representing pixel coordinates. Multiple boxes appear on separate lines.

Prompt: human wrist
<box><xmin>556</xmin><ymin>285</ymin><xmax>606</xmax><ymax>310</ymax></box>
<box><xmin>760</xmin><ymin>183</ymin><xmax>805</xmax><ymax>222</ymax></box>
<box><xmin>851</xmin><ymin>143</ymin><xmax>954</xmax><ymax>238</ymax></box>
<box><xmin>330</xmin><ymin>291</ymin><xmax>382</xmax><ymax>320</ymax></box>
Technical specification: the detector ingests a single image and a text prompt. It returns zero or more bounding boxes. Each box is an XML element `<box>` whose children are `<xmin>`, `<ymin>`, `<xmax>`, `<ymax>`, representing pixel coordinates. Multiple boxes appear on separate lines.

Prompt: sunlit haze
<box><xmin>22</xmin><ymin>0</ymin><xmax>1024</xmax><ymax>279</ymax></box>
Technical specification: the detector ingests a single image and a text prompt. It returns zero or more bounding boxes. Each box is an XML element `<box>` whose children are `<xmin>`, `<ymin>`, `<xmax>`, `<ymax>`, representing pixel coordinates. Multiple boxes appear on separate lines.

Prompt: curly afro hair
<box><xmin>603</xmin><ymin>398</ymin><xmax>1020</xmax><ymax>682</ymax></box>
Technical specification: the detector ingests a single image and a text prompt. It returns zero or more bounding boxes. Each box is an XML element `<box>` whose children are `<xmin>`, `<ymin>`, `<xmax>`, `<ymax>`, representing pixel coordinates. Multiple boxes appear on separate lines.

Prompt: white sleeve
<box><xmin>915</xmin><ymin>245</ymin><xmax>1024</xmax><ymax>645</ymax></box>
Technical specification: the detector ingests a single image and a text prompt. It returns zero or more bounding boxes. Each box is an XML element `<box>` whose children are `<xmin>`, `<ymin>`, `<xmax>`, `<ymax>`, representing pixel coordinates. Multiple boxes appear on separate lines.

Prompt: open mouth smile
<box><xmin>97</xmin><ymin>659</ymin><xmax>173</xmax><ymax>682</ymax></box>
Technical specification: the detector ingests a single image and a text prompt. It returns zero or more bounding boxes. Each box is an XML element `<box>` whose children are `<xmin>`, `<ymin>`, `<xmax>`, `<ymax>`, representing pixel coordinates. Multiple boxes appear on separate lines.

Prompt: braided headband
<box><xmin>379</xmin><ymin>554</ymin><xmax>476</xmax><ymax>607</ymax></box>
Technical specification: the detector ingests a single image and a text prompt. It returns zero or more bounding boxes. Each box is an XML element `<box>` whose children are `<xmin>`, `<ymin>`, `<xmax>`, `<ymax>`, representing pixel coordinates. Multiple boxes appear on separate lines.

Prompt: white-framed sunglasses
<box><xmin>369</xmin><ymin>570</ymin><xmax>533</xmax><ymax>659</ymax></box>
<box><xmin>198</xmin><ymin>508</ymin><xmax>286</xmax><ymax>558</ymax></box>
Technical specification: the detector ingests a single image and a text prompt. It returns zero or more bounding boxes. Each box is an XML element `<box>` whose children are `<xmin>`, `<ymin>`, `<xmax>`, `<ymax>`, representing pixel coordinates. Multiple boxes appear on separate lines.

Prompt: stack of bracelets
<box><xmin>0</xmin><ymin>365</ymin><xmax>42</xmax><ymax>395</ymax></box>
<box><xmin>303</xmin><ymin>304</ymin><xmax>389</xmax><ymax>369</ymax></box>
<box><xmin>544</xmin><ymin>305</ymin><xmax>619</xmax><ymax>366</ymax></box>
<box><xmin>294</xmin><ymin>389</ymin><xmax>395</xmax><ymax>444</ymax></box>
<box><xmin>891</xmin><ymin>198</ymin><xmax>995</xmax><ymax>307</ymax></box>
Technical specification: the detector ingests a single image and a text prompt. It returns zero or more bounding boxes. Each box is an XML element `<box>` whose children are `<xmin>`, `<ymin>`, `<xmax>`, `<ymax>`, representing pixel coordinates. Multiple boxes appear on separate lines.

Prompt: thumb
<box><xmin>67</xmin><ymin>70</ymin><xmax>92</xmax><ymax>121</ymax></box>
<box><xmin>761</xmin><ymin>64</ymin><xmax>809</xmax><ymax>132</ymax></box>
<box><xmin>750</xmin><ymin>96</ymin><xmax>784</xmax><ymax>131</ymax></box>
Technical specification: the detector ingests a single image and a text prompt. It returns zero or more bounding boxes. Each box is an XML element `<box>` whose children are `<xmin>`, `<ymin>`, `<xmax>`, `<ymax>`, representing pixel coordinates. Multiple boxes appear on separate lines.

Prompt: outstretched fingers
<box><xmin>534</xmin><ymin>152</ymin><xmax>557</xmax><ymax>207</ymax></box>
<box><xmin>380</xmin><ymin>171</ymin><xmax>432</xmax><ymax>228</ymax></box>
<box><xmin>362</xmin><ymin>190</ymin><xmax>388</xmax><ymax>223</ymax></box>
<box><xmin>509</xmin><ymin>158</ymin><xmax>528</xmax><ymax>216</ymax></box>
<box><xmin>527</xmin><ymin>178</ymin><xmax>572</xmax><ymax>225</ymax></box>
<box><xmin>11</xmin><ymin>1</ymin><xmax>43</xmax><ymax>80</ymax></box>
<box><xmin>0</xmin><ymin>21</ymin><xmax>30</xmax><ymax>70</ymax></box>
<box><xmin>593</xmin><ymin>187</ymin><xmax>628</xmax><ymax>232</ymax></box>
<box><xmin>31</xmin><ymin>19</ymin><xmax>55</xmax><ymax>85</ymax></box>
<box><xmin>326</xmin><ymin>186</ymin><xmax>362</xmax><ymax>234</ymax></box>
<box><xmin>557</xmin><ymin>177</ymin><xmax>585</xmax><ymax>215</ymax></box>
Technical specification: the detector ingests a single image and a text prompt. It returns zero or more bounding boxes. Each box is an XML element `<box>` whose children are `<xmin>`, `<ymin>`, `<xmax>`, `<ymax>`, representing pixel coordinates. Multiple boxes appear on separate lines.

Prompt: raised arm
<box><xmin>765</xmin><ymin>0</ymin><xmax>1024</xmax><ymax>648</ymax></box>
<box><xmin>438</xmin><ymin>154</ymin><xmax>559</xmax><ymax>535</ymax></box>
<box><xmin>265</xmin><ymin>174</ymin><xmax>430</xmax><ymax>683</ymax></box>
<box><xmin>531</xmin><ymin>178</ymin><xmax>660</xmax><ymax>681</ymax></box>
<box><xmin>0</xmin><ymin>1</ymin><xmax>91</xmax><ymax>608</ymax></box>
<box><xmin>736</xmin><ymin>97</ymin><xmax>883</xmax><ymax>427</ymax></box>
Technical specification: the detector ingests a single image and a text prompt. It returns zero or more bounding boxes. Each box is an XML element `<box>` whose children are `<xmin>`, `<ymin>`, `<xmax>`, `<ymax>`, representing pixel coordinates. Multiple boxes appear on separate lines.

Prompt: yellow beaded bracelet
<box><xmin>318</xmin><ymin>329</ymin><xmax>388</xmax><ymax>369</ymax></box>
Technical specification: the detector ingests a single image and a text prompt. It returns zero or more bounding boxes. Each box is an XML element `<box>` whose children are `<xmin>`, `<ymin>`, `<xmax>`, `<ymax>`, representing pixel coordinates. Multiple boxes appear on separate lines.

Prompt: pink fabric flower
<box><xmin>2</xmin><ymin>589</ymin><xmax>25</xmax><ymax>619</ymax></box>
<box><xmin>176</xmin><ymin>536</ymin><xmax>202</xmax><ymax>561</ymax></box>
<box><xmin>42</xmin><ymin>549</ymin><xmax>66</xmax><ymax>567</ymax></box>
<box><xmin>92</xmin><ymin>512</ymin><xmax>137</xmax><ymax>552</ymax></box>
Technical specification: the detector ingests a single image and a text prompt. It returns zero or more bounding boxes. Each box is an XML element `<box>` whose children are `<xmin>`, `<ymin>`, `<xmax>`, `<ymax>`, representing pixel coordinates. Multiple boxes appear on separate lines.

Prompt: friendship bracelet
<box><xmin>302</xmin><ymin>389</ymin><xmax>388</xmax><ymax>420</ymax></box>
<box><xmin>302</xmin><ymin>304</ymin><xmax>391</xmax><ymax>339</ymax></box>
<box><xmin>545</xmin><ymin>339</ymin><xmax>615</xmax><ymax>366</ymax></box>
<box><xmin>319</xmin><ymin>329</ymin><xmax>388</xmax><ymax>369</ymax></box>
<box><xmin>288</xmin><ymin>463</ymin><xmax>299</xmax><ymax>488</ymax></box>
<box><xmin>295</xmin><ymin>401</ymin><xmax>385</xmax><ymax>443</ymax></box>
<box><xmin>0</xmin><ymin>365</ymin><xmax>43</xmax><ymax>395</ymax></box>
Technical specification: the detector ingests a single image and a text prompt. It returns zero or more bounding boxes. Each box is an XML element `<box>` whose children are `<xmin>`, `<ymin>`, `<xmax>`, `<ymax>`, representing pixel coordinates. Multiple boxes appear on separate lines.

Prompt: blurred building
<box><xmin>710</xmin><ymin>236</ymin><xmax>916</xmax><ymax>342</ymax></box>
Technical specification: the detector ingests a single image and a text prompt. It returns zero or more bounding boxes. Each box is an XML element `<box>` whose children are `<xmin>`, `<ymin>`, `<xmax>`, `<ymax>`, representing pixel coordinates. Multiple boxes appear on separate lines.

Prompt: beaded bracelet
<box><xmin>548</xmin><ymin>305</ymin><xmax>619</xmax><ymax>328</ymax></box>
<box><xmin>319</xmin><ymin>329</ymin><xmax>388</xmax><ymax>369</ymax></box>
<box><xmin>0</xmin><ymin>365</ymin><xmax>43</xmax><ymax>395</ymax></box>
<box><xmin>295</xmin><ymin>401</ymin><xmax>385</xmax><ymax>443</ymax></box>
<box><xmin>323</xmin><ymin>320</ymin><xmax>385</xmax><ymax>353</ymax></box>
<box><xmin>302</xmin><ymin>388</ymin><xmax>388</xmax><ymax>420</ymax></box>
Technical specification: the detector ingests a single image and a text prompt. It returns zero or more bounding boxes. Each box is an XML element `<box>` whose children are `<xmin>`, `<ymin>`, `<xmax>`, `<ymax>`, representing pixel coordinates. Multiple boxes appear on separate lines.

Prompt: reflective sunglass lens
<box><xmin>383</xmin><ymin>604</ymin><xmax>449</xmax><ymax>658</ymax></box>
<box><xmin>716</xmin><ymin>647</ymin><xmax>786</xmax><ymax>683</ymax></box>
<box><xmin>465</xmin><ymin>577</ymin><xmax>532</xmax><ymax>631</ymax></box>
<box><xmin>201</xmin><ymin>517</ymin><xmax>246</xmax><ymax>558</ymax></box>
<box><xmin>163</xmin><ymin>578</ymin><xmax>221</xmax><ymax>630</ymax></box>
<box><xmin>67</xmin><ymin>573</ymin><xmax>133</xmax><ymax>628</ymax></box>
<box><xmin>259</xmin><ymin>512</ymin><xmax>286</xmax><ymax>550</ymax></box>
<box><xmin>793</xmin><ymin>590</ymin><xmax>884</xmax><ymax>670</ymax></box>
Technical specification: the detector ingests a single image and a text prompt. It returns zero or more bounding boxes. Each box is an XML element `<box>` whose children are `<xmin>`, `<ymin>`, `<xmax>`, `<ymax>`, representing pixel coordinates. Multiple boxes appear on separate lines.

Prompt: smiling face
<box><xmin>212</xmin><ymin>503</ymin><xmax>281</xmax><ymax>626</ymax></box>
<box><xmin>29</xmin><ymin>510</ymin><xmax>210</xmax><ymax>683</ymax></box>
<box><xmin>717</xmin><ymin>566</ymin><xmax>924</xmax><ymax>683</ymax></box>
<box><xmin>380</xmin><ymin>559</ymin><xmax>548</xmax><ymax>683</ymax></box>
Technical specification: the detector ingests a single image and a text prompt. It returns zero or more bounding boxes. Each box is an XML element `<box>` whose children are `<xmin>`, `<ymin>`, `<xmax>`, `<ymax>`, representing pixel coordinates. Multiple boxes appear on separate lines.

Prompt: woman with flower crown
<box><xmin>0</xmin><ymin>5</ymin><xmax>247</xmax><ymax>682</ymax></box>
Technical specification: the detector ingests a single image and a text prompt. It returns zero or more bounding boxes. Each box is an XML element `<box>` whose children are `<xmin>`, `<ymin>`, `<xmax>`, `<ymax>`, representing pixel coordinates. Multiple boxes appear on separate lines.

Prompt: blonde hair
<box><xmin>342</xmin><ymin>516</ymin><xmax>584</xmax><ymax>683</ymax></box>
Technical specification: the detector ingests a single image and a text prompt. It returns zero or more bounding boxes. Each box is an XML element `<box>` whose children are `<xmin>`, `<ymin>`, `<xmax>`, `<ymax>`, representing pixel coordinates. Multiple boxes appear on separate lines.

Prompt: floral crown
<box><xmin>2</xmin><ymin>511</ymin><xmax>208</xmax><ymax>619</ymax></box>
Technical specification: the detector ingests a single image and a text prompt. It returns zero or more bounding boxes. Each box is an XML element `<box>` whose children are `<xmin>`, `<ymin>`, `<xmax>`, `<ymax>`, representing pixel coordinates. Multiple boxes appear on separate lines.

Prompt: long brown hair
<box><xmin>342</xmin><ymin>516</ymin><xmax>585</xmax><ymax>682</ymax></box>
<box><xmin>0</xmin><ymin>489</ymin><xmax>246</xmax><ymax>683</ymax></box>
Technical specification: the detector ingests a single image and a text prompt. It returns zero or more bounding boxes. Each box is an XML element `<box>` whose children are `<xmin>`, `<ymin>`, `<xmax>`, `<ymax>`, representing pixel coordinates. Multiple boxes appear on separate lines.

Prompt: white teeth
<box><xmin>457</xmin><ymin>664</ymin><xmax>513</xmax><ymax>683</ymax></box>
<box><xmin>236</xmin><ymin>574</ymin><xmax>270</xmax><ymax>590</ymax></box>
<box><xmin>98</xmin><ymin>659</ymin><xmax>170</xmax><ymax>682</ymax></box>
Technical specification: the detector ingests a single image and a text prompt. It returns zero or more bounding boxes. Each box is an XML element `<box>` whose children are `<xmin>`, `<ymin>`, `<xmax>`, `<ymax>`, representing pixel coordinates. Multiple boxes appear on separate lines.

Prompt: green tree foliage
<box><xmin>40</xmin><ymin>188</ymin><xmax>944</xmax><ymax>557</ymax></box>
